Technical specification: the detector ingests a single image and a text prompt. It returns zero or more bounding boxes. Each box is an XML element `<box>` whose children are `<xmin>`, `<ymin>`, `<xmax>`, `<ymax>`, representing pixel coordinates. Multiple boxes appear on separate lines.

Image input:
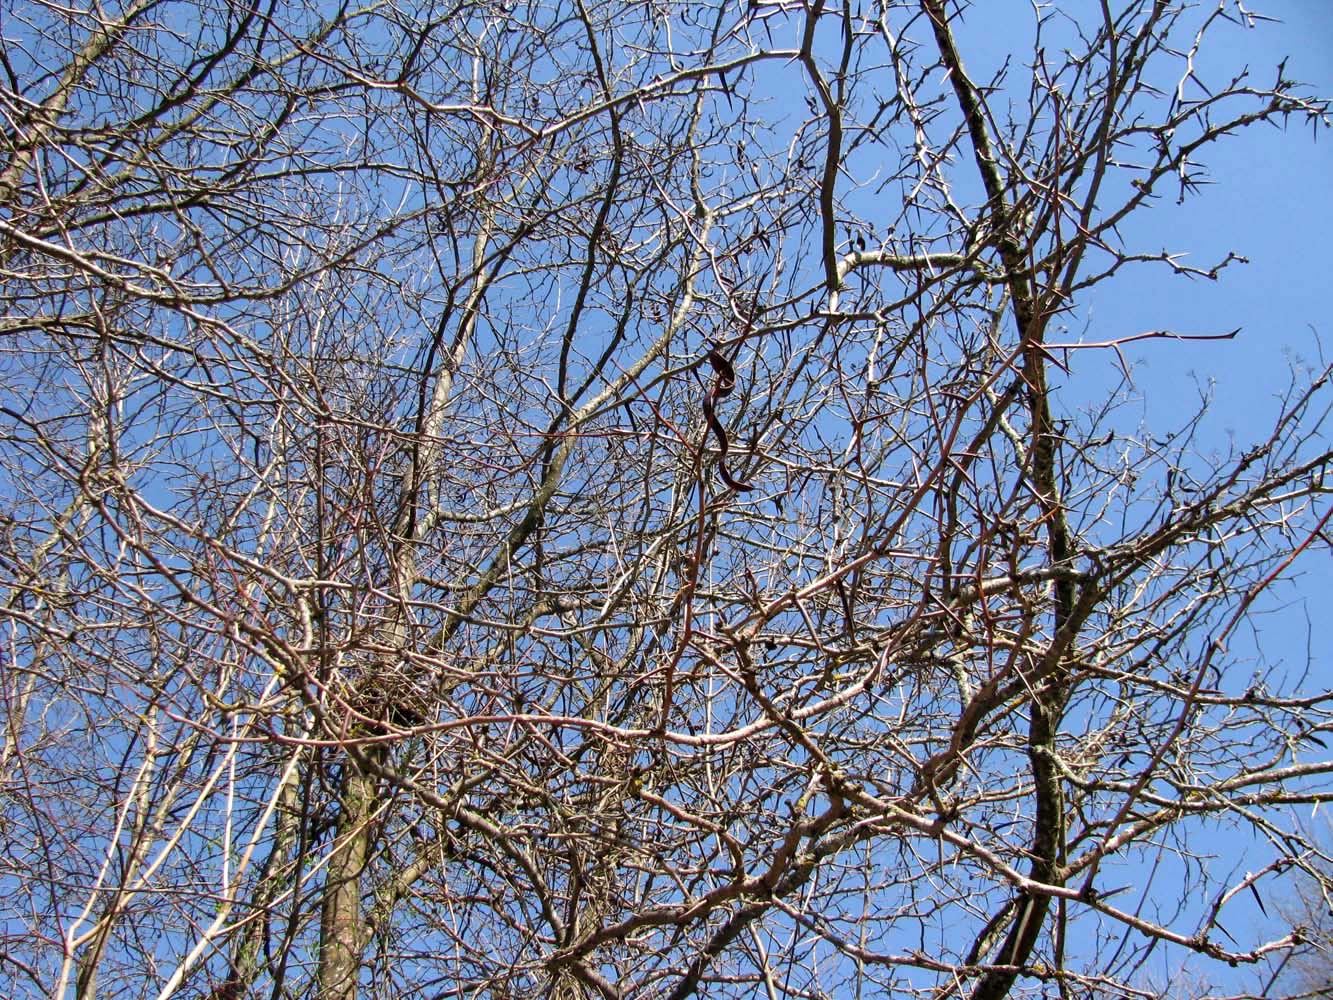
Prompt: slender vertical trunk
<box><xmin>316</xmin><ymin>757</ymin><xmax>381</xmax><ymax>1000</ymax></box>
<box><xmin>311</xmin><ymin>156</ymin><xmax>499</xmax><ymax>1000</ymax></box>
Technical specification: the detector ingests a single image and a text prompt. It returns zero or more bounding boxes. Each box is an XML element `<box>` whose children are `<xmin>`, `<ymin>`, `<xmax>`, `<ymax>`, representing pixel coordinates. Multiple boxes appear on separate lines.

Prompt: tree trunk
<box><xmin>317</xmin><ymin>758</ymin><xmax>380</xmax><ymax>1000</ymax></box>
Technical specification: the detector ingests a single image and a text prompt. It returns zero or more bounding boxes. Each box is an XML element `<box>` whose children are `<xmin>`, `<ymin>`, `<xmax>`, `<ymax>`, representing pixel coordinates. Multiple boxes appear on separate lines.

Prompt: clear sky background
<box><xmin>1092</xmin><ymin>3</ymin><xmax>1329</xmax><ymax>991</ymax></box>
<box><xmin>3</xmin><ymin>4</ymin><xmax>1325</xmax><ymax>996</ymax></box>
<box><xmin>756</xmin><ymin>3</ymin><xmax>1333</xmax><ymax>989</ymax></box>
<box><xmin>1071</xmin><ymin>3</ymin><xmax>1333</xmax><ymax>428</ymax></box>
<box><xmin>950</xmin><ymin>2</ymin><xmax>1332</xmax><ymax>428</ymax></box>
<box><xmin>948</xmin><ymin>3</ymin><xmax>1333</xmax><ymax>993</ymax></box>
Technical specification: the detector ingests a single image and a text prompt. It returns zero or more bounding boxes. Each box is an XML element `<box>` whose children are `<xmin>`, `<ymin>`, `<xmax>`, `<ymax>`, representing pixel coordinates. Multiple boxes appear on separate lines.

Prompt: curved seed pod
<box><xmin>703</xmin><ymin>349</ymin><xmax>754</xmax><ymax>492</ymax></box>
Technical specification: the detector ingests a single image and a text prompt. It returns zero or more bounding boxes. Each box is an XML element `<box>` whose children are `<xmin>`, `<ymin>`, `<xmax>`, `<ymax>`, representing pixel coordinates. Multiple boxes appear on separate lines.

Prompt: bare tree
<box><xmin>2</xmin><ymin>2</ymin><xmax>1331</xmax><ymax>999</ymax></box>
<box><xmin>1258</xmin><ymin>825</ymin><xmax>1333</xmax><ymax>998</ymax></box>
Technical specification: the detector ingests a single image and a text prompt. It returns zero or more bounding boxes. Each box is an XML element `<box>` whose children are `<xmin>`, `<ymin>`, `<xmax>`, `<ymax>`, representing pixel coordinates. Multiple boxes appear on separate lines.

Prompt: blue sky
<box><xmin>1065</xmin><ymin>0</ymin><xmax>1333</xmax><ymax>683</ymax></box>
<box><xmin>1074</xmin><ymin>4</ymin><xmax>1332</xmax><ymax>418</ymax></box>
<box><xmin>2</xmin><ymin>3</ymin><xmax>1327</xmax><ymax>996</ymax></box>
<box><xmin>1062</xmin><ymin>4</ymin><xmax>1332</xmax><ymax>991</ymax></box>
<box><xmin>933</xmin><ymin>4</ymin><xmax>1333</xmax><ymax>992</ymax></box>
<box><xmin>730</xmin><ymin>3</ymin><xmax>1333</xmax><ymax>989</ymax></box>
<box><xmin>947</xmin><ymin>2</ymin><xmax>1332</xmax><ymax>425</ymax></box>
